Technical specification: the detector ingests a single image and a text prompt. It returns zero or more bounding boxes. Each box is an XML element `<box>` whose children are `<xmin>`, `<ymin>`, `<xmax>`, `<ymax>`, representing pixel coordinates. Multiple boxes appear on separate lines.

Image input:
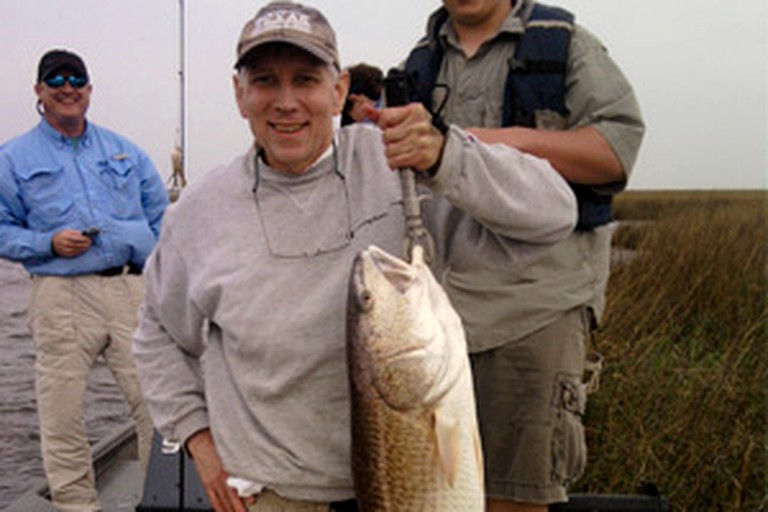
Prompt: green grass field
<box><xmin>573</xmin><ymin>190</ymin><xmax>767</xmax><ymax>510</ymax></box>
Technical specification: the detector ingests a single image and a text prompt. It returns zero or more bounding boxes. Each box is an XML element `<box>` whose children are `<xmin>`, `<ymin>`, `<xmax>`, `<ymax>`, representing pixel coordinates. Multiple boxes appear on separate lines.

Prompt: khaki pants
<box><xmin>28</xmin><ymin>274</ymin><xmax>153</xmax><ymax>512</ymax></box>
<box><xmin>246</xmin><ymin>489</ymin><xmax>356</xmax><ymax>512</ymax></box>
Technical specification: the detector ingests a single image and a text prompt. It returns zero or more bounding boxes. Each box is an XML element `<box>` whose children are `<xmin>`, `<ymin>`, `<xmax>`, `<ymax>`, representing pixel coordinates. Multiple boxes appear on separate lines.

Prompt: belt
<box><xmin>329</xmin><ymin>500</ymin><xmax>357</xmax><ymax>512</ymax></box>
<box><xmin>97</xmin><ymin>263</ymin><xmax>142</xmax><ymax>276</ymax></box>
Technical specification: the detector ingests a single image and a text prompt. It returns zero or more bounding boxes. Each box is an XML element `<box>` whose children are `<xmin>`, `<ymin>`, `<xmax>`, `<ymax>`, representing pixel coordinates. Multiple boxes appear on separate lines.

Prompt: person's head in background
<box><xmin>341</xmin><ymin>62</ymin><xmax>383</xmax><ymax>126</ymax></box>
<box><xmin>35</xmin><ymin>49</ymin><xmax>91</xmax><ymax>137</ymax></box>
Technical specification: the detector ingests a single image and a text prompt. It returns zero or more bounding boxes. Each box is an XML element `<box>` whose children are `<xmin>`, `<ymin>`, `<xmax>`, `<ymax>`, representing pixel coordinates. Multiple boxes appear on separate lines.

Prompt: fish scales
<box><xmin>347</xmin><ymin>245</ymin><xmax>484</xmax><ymax>511</ymax></box>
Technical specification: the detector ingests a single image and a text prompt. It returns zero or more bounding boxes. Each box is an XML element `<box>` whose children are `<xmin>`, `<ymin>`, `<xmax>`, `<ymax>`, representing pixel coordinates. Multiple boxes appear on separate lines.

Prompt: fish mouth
<box><xmin>358</xmin><ymin>245</ymin><xmax>417</xmax><ymax>294</ymax></box>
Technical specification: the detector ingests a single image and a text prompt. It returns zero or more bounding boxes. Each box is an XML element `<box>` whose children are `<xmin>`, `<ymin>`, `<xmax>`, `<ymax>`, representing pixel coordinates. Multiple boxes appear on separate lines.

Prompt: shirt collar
<box><xmin>38</xmin><ymin>117</ymin><xmax>92</xmax><ymax>148</ymax></box>
<box><xmin>435</xmin><ymin>0</ymin><xmax>529</xmax><ymax>51</ymax></box>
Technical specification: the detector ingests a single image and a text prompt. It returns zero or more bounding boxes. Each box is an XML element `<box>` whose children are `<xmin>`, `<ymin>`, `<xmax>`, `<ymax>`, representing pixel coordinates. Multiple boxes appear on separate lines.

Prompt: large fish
<box><xmin>347</xmin><ymin>244</ymin><xmax>484</xmax><ymax>511</ymax></box>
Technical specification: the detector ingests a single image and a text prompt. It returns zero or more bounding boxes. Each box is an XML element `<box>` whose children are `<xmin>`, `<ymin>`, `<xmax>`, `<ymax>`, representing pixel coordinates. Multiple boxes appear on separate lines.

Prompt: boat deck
<box><xmin>3</xmin><ymin>423</ymin><xmax>143</xmax><ymax>512</ymax></box>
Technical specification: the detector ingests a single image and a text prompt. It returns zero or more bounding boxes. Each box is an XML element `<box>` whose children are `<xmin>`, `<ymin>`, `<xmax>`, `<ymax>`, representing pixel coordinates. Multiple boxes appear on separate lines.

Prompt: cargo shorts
<box><xmin>470</xmin><ymin>307</ymin><xmax>596</xmax><ymax>505</ymax></box>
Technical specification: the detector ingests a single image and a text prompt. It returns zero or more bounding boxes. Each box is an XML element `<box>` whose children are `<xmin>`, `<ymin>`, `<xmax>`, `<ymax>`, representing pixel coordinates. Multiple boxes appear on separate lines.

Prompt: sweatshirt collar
<box><xmin>251</xmin><ymin>140</ymin><xmax>341</xmax><ymax>193</ymax></box>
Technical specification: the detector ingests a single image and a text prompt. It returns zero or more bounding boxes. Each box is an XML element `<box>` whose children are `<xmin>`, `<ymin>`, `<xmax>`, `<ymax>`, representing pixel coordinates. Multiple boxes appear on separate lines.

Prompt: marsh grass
<box><xmin>574</xmin><ymin>190</ymin><xmax>767</xmax><ymax>510</ymax></box>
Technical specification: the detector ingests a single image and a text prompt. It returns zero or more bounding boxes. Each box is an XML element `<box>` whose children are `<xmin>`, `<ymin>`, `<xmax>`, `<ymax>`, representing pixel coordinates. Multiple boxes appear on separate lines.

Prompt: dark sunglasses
<box><xmin>43</xmin><ymin>75</ymin><xmax>88</xmax><ymax>89</ymax></box>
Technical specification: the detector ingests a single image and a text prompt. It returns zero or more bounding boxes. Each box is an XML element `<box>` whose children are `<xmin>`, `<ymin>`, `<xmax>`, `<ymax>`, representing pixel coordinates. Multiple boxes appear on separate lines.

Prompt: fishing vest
<box><xmin>404</xmin><ymin>3</ymin><xmax>613</xmax><ymax>231</ymax></box>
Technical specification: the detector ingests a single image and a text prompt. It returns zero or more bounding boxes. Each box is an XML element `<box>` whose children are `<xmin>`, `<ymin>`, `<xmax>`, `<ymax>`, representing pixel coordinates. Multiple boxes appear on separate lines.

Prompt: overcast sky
<box><xmin>1</xmin><ymin>0</ymin><xmax>765</xmax><ymax>190</ymax></box>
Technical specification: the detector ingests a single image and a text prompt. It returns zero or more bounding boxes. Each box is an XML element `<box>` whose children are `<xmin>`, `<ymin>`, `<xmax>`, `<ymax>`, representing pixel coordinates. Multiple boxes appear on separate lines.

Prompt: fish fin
<box><xmin>434</xmin><ymin>408</ymin><xmax>461</xmax><ymax>487</ymax></box>
<box><xmin>473</xmin><ymin>424</ymin><xmax>485</xmax><ymax>486</ymax></box>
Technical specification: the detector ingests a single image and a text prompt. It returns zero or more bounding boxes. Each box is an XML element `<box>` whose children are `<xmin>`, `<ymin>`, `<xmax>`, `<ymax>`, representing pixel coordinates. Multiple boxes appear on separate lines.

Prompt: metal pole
<box><xmin>169</xmin><ymin>0</ymin><xmax>187</xmax><ymax>201</ymax></box>
<box><xmin>179</xmin><ymin>0</ymin><xmax>186</xmax><ymax>164</ymax></box>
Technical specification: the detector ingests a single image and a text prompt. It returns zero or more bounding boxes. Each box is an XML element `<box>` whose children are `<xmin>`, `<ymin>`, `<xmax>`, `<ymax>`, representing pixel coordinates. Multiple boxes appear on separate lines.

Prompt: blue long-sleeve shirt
<box><xmin>0</xmin><ymin>118</ymin><xmax>169</xmax><ymax>276</ymax></box>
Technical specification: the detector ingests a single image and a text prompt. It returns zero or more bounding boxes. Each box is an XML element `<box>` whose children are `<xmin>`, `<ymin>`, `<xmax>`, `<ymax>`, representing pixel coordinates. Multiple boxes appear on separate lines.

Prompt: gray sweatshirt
<box><xmin>133</xmin><ymin>124</ymin><xmax>576</xmax><ymax>501</ymax></box>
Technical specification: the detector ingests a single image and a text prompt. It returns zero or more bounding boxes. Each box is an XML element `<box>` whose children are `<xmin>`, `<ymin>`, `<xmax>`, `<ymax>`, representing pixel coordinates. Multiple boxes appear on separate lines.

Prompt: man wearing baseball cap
<box><xmin>0</xmin><ymin>48</ymin><xmax>167</xmax><ymax>511</ymax></box>
<box><xmin>133</xmin><ymin>2</ymin><xmax>577</xmax><ymax>511</ymax></box>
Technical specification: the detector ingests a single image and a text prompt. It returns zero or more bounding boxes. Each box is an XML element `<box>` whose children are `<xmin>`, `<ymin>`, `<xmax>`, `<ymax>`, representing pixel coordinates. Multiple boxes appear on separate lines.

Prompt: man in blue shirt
<box><xmin>0</xmin><ymin>49</ymin><xmax>168</xmax><ymax>511</ymax></box>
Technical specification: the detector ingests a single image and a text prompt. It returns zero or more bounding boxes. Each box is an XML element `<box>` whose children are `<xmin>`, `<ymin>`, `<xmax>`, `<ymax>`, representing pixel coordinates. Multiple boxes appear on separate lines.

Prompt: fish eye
<box><xmin>359</xmin><ymin>290</ymin><xmax>374</xmax><ymax>311</ymax></box>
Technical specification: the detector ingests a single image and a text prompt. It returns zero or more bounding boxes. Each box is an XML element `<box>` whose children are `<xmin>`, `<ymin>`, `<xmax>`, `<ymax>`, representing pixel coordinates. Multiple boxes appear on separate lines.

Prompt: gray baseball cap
<box><xmin>235</xmin><ymin>1</ymin><xmax>340</xmax><ymax>70</ymax></box>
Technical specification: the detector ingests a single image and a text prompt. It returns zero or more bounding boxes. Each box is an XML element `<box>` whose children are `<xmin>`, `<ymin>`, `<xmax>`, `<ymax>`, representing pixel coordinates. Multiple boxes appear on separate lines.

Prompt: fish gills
<box><xmin>347</xmin><ymin>245</ymin><xmax>484</xmax><ymax>511</ymax></box>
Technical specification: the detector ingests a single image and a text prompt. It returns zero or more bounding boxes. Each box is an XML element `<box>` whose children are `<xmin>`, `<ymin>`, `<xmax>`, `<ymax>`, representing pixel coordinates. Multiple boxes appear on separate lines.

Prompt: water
<box><xmin>0</xmin><ymin>259</ymin><xmax>131</xmax><ymax>508</ymax></box>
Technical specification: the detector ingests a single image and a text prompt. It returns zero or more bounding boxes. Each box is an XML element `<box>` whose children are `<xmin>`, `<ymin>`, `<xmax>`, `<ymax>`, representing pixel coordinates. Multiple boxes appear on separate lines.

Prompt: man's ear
<box><xmin>332</xmin><ymin>70</ymin><xmax>350</xmax><ymax>116</ymax></box>
<box><xmin>232</xmin><ymin>73</ymin><xmax>248</xmax><ymax>119</ymax></box>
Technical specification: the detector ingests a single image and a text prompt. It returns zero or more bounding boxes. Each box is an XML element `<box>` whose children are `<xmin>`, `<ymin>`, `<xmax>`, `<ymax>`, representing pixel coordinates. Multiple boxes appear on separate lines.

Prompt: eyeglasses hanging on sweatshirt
<box><xmin>251</xmin><ymin>143</ymin><xmax>353</xmax><ymax>259</ymax></box>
